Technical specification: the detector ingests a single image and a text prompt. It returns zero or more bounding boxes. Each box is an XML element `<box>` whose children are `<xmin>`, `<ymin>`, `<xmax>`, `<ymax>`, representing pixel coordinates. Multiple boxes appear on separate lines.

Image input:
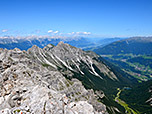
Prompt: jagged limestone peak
<box><xmin>43</xmin><ymin>44</ymin><xmax>55</xmax><ymax>52</ymax></box>
<box><xmin>0</xmin><ymin>41</ymin><xmax>132</xmax><ymax>113</ymax></box>
<box><xmin>27</xmin><ymin>45</ymin><xmax>40</xmax><ymax>52</ymax></box>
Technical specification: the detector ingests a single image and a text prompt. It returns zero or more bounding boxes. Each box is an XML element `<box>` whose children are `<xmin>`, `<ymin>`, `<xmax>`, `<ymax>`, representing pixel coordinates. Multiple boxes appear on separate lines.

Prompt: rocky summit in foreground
<box><xmin>0</xmin><ymin>42</ymin><xmax>134</xmax><ymax>114</ymax></box>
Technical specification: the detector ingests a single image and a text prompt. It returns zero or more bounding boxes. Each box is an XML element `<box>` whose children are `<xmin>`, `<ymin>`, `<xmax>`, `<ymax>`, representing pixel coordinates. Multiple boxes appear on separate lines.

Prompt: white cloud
<box><xmin>2</xmin><ymin>29</ymin><xmax>8</xmax><ymax>32</ymax></box>
<box><xmin>54</xmin><ymin>31</ymin><xmax>59</xmax><ymax>34</ymax></box>
<box><xmin>76</xmin><ymin>32</ymin><xmax>91</xmax><ymax>35</ymax></box>
<box><xmin>48</xmin><ymin>30</ymin><xmax>59</xmax><ymax>34</ymax></box>
<box><xmin>67</xmin><ymin>32</ymin><xmax>75</xmax><ymax>35</ymax></box>
<box><xmin>67</xmin><ymin>31</ymin><xmax>91</xmax><ymax>35</ymax></box>
<box><xmin>83</xmin><ymin>32</ymin><xmax>91</xmax><ymax>35</ymax></box>
<box><xmin>48</xmin><ymin>30</ymin><xmax>53</xmax><ymax>33</ymax></box>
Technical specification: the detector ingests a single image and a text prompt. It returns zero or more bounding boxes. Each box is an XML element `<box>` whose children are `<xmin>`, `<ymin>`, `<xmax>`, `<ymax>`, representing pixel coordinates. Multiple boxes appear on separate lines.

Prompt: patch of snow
<box><xmin>55</xmin><ymin>55</ymin><xmax>73</xmax><ymax>71</ymax></box>
<box><xmin>71</xmin><ymin>59</ymin><xmax>84</xmax><ymax>75</ymax></box>
<box><xmin>38</xmin><ymin>49</ymin><xmax>57</xmax><ymax>69</ymax></box>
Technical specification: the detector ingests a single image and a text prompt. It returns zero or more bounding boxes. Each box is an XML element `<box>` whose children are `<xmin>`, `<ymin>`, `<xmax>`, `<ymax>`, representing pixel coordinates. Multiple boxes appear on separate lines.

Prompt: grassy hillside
<box><xmin>92</xmin><ymin>37</ymin><xmax>152</xmax><ymax>81</ymax></box>
<box><xmin>94</xmin><ymin>37</ymin><xmax>152</xmax><ymax>55</ymax></box>
<box><xmin>120</xmin><ymin>80</ymin><xmax>152</xmax><ymax>114</ymax></box>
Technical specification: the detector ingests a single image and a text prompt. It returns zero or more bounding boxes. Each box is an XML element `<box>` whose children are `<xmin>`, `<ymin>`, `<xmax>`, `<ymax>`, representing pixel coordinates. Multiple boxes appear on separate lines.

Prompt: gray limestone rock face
<box><xmin>0</xmin><ymin>44</ymin><xmax>109</xmax><ymax>114</ymax></box>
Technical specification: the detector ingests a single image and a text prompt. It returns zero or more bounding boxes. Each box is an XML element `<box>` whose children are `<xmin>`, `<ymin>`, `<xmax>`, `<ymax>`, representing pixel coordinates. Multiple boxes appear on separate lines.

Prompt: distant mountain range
<box><xmin>94</xmin><ymin>37</ymin><xmax>152</xmax><ymax>55</ymax></box>
<box><xmin>0</xmin><ymin>36</ymin><xmax>125</xmax><ymax>50</ymax></box>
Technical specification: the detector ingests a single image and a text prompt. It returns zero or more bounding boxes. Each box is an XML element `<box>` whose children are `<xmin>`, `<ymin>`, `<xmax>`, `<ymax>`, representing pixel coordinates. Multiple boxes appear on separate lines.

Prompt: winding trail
<box><xmin>115</xmin><ymin>88</ymin><xmax>139</xmax><ymax>114</ymax></box>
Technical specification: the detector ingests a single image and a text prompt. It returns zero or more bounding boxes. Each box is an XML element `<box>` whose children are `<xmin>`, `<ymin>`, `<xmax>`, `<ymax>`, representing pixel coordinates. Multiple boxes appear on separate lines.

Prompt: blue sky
<box><xmin>0</xmin><ymin>0</ymin><xmax>152</xmax><ymax>37</ymax></box>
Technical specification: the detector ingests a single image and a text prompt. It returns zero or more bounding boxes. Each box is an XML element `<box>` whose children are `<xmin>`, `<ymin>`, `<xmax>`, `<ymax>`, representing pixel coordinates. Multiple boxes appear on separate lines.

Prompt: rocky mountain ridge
<box><xmin>27</xmin><ymin>41</ymin><xmax>118</xmax><ymax>80</ymax></box>
<box><xmin>0</xmin><ymin>44</ymin><xmax>108</xmax><ymax>114</ymax></box>
<box><xmin>0</xmin><ymin>42</ymin><xmax>134</xmax><ymax>114</ymax></box>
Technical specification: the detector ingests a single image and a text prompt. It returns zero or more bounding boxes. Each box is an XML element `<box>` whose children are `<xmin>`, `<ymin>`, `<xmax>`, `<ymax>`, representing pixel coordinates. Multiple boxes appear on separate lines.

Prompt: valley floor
<box><xmin>114</xmin><ymin>88</ymin><xmax>139</xmax><ymax>114</ymax></box>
